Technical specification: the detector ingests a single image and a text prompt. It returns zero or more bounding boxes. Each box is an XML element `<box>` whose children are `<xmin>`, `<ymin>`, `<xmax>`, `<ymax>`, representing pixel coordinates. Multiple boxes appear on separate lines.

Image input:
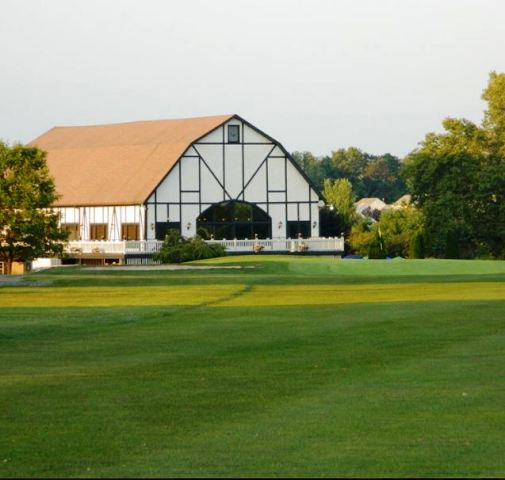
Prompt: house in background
<box><xmin>355</xmin><ymin>195</ymin><xmax>413</xmax><ymax>223</ymax></box>
<box><xmin>391</xmin><ymin>194</ymin><xmax>412</xmax><ymax>209</ymax></box>
<box><xmin>30</xmin><ymin>114</ymin><xmax>342</xmax><ymax>264</ymax></box>
<box><xmin>355</xmin><ymin>197</ymin><xmax>388</xmax><ymax>216</ymax></box>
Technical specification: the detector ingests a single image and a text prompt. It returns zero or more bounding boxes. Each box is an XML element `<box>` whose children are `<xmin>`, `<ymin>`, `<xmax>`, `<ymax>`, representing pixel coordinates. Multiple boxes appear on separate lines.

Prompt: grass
<box><xmin>1</xmin><ymin>256</ymin><xmax>505</xmax><ymax>477</ymax></box>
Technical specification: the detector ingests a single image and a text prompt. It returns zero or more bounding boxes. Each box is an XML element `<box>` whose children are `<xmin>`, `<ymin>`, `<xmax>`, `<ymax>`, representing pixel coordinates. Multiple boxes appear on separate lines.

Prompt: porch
<box><xmin>63</xmin><ymin>237</ymin><xmax>345</xmax><ymax>261</ymax></box>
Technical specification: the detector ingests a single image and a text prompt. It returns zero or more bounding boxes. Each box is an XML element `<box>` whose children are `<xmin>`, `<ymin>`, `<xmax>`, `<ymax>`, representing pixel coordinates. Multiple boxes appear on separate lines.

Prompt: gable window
<box><xmin>228</xmin><ymin>125</ymin><xmax>240</xmax><ymax>144</ymax></box>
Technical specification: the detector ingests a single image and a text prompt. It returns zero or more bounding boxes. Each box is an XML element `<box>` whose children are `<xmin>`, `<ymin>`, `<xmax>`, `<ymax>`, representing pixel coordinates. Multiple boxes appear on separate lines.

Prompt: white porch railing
<box><xmin>65</xmin><ymin>237</ymin><xmax>344</xmax><ymax>255</ymax></box>
<box><xmin>205</xmin><ymin>237</ymin><xmax>344</xmax><ymax>253</ymax></box>
<box><xmin>66</xmin><ymin>241</ymin><xmax>126</xmax><ymax>254</ymax></box>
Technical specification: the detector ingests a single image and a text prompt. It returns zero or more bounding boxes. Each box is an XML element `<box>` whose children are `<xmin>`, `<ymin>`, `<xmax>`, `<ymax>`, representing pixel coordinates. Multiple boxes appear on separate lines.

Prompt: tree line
<box><xmin>292</xmin><ymin>148</ymin><xmax>406</xmax><ymax>203</ymax></box>
<box><xmin>1</xmin><ymin>73</ymin><xmax>504</xmax><ymax>268</ymax></box>
<box><xmin>294</xmin><ymin>71</ymin><xmax>505</xmax><ymax>259</ymax></box>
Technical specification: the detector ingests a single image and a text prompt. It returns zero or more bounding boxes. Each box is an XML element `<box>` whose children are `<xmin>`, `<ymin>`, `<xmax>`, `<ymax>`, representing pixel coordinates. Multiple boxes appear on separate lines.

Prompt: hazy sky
<box><xmin>1</xmin><ymin>0</ymin><xmax>504</xmax><ymax>157</ymax></box>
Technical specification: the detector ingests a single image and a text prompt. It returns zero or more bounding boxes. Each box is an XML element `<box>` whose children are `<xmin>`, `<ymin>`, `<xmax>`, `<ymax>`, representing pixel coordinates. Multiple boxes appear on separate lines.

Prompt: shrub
<box><xmin>378</xmin><ymin>207</ymin><xmax>424</xmax><ymax>258</ymax></box>
<box><xmin>368</xmin><ymin>229</ymin><xmax>387</xmax><ymax>259</ymax></box>
<box><xmin>409</xmin><ymin>231</ymin><xmax>425</xmax><ymax>259</ymax></box>
<box><xmin>445</xmin><ymin>230</ymin><xmax>460</xmax><ymax>259</ymax></box>
<box><xmin>348</xmin><ymin>220</ymin><xmax>373</xmax><ymax>256</ymax></box>
<box><xmin>153</xmin><ymin>229</ymin><xmax>226</xmax><ymax>264</ymax></box>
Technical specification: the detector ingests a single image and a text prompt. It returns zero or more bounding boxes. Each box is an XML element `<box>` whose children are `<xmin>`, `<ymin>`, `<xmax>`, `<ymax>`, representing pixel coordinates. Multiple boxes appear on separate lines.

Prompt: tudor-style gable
<box><xmin>146</xmin><ymin>117</ymin><xmax>320</xmax><ymax>240</ymax></box>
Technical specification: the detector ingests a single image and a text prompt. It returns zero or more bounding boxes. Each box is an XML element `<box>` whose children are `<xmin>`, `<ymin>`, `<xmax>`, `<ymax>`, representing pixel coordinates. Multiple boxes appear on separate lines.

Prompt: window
<box><xmin>155</xmin><ymin>222</ymin><xmax>181</xmax><ymax>240</ymax></box>
<box><xmin>121</xmin><ymin>223</ymin><xmax>139</xmax><ymax>241</ymax></box>
<box><xmin>62</xmin><ymin>223</ymin><xmax>80</xmax><ymax>241</ymax></box>
<box><xmin>228</xmin><ymin>125</ymin><xmax>240</xmax><ymax>144</ymax></box>
<box><xmin>90</xmin><ymin>223</ymin><xmax>108</xmax><ymax>240</ymax></box>
<box><xmin>197</xmin><ymin>201</ymin><xmax>271</xmax><ymax>240</ymax></box>
<box><xmin>287</xmin><ymin>221</ymin><xmax>311</xmax><ymax>239</ymax></box>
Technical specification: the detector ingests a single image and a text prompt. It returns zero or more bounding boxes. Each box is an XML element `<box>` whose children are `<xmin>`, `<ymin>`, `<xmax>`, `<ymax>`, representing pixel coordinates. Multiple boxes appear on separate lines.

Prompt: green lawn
<box><xmin>1</xmin><ymin>257</ymin><xmax>505</xmax><ymax>477</ymax></box>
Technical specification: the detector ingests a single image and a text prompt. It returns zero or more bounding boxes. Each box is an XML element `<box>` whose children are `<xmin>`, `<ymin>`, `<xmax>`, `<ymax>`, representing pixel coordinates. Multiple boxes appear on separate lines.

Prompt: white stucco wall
<box><xmin>147</xmin><ymin>119</ymin><xmax>320</xmax><ymax>239</ymax></box>
<box><xmin>57</xmin><ymin>205</ymin><xmax>145</xmax><ymax>241</ymax></box>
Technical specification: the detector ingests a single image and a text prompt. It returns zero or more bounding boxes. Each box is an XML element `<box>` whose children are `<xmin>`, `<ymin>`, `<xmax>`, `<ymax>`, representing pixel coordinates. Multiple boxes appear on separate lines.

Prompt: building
<box><xmin>30</xmin><ymin>114</ymin><xmax>341</xmax><ymax>263</ymax></box>
<box><xmin>355</xmin><ymin>197</ymin><xmax>388</xmax><ymax>216</ymax></box>
<box><xmin>391</xmin><ymin>194</ymin><xmax>412</xmax><ymax>209</ymax></box>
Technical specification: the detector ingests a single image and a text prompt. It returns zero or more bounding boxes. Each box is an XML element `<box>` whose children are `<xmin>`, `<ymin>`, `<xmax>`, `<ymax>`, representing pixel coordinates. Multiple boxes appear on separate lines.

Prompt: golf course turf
<box><xmin>1</xmin><ymin>256</ymin><xmax>504</xmax><ymax>477</ymax></box>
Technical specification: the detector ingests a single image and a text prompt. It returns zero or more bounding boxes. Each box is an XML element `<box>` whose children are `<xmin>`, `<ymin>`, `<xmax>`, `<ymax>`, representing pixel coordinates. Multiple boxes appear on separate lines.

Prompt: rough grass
<box><xmin>0</xmin><ymin>257</ymin><xmax>504</xmax><ymax>477</ymax></box>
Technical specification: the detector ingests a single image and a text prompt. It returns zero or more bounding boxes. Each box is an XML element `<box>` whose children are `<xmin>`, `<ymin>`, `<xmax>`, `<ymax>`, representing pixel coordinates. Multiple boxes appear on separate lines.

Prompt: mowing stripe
<box><xmin>0</xmin><ymin>282</ymin><xmax>503</xmax><ymax>308</ymax></box>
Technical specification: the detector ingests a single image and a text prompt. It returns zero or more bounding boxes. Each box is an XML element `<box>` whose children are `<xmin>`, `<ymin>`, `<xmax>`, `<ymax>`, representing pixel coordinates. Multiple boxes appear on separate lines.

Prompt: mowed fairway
<box><xmin>1</xmin><ymin>257</ymin><xmax>505</xmax><ymax>477</ymax></box>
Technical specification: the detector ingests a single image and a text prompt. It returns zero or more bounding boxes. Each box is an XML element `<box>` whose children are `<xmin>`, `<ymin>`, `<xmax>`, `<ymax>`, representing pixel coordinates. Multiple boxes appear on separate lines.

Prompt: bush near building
<box><xmin>153</xmin><ymin>229</ymin><xmax>226</xmax><ymax>264</ymax></box>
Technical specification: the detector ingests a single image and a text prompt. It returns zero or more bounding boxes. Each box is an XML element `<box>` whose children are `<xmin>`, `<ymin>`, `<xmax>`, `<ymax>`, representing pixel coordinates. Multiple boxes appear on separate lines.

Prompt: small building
<box><xmin>355</xmin><ymin>197</ymin><xmax>387</xmax><ymax>215</ymax></box>
<box><xmin>30</xmin><ymin>115</ymin><xmax>342</xmax><ymax>262</ymax></box>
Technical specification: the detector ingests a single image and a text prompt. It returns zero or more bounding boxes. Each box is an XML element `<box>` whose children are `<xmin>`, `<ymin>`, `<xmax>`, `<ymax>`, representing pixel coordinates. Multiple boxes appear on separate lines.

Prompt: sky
<box><xmin>1</xmin><ymin>0</ymin><xmax>504</xmax><ymax>158</ymax></box>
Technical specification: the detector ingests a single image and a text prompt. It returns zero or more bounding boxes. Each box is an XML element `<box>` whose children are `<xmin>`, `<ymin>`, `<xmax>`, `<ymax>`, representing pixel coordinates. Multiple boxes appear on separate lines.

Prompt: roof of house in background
<box><xmin>355</xmin><ymin>197</ymin><xmax>387</xmax><ymax>207</ymax></box>
<box><xmin>30</xmin><ymin>114</ymin><xmax>234</xmax><ymax>206</ymax></box>
<box><xmin>393</xmin><ymin>194</ymin><xmax>412</xmax><ymax>206</ymax></box>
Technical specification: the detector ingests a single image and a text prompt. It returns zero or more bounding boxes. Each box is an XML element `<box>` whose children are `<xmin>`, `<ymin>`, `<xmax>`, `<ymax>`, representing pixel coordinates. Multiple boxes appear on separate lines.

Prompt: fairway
<box><xmin>1</xmin><ymin>257</ymin><xmax>505</xmax><ymax>477</ymax></box>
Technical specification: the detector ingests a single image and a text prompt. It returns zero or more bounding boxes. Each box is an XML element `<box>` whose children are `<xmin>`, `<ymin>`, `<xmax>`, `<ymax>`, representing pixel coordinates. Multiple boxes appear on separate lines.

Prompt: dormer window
<box><xmin>228</xmin><ymin>125</ymin><xmax>240</xmax><ymax>144</ymax></box>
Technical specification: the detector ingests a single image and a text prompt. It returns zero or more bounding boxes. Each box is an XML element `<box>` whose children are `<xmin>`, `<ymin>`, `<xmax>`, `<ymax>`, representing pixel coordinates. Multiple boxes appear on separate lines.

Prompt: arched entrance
<box><xmin>197</xmin><ymin>201</ymin><xmax>271</xmax><ymax>240</ymax></box>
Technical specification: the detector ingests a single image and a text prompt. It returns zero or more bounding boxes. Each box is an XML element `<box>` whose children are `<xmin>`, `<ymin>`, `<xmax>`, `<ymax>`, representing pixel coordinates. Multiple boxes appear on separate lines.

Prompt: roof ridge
<box><xmin>50</xmin><ymin>114</ymin><xmax>235</xmax><ymax>130</ymax></box>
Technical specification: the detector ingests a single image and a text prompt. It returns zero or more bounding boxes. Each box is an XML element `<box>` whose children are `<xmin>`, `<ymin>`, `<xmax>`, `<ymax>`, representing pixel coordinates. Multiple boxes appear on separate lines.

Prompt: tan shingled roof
<box><xmin>356</xmin><ymin>197</ymin><xmax>384</xmax><ymax>206</ymax></box>
<box><xmin>30</xmin><ymin>114</ymin><xmax>234</xmax><ymax>206</ymax></box>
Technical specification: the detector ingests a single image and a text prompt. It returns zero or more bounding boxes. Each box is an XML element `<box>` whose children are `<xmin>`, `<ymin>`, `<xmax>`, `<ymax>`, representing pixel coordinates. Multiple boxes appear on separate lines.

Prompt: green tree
<box><xmin>348</xmin><ymin>219</ymin><xmax>373</xmax><ymax>256</ymax></box>
<box><xmin>0</xmin><ymin>142</ymin><xmax>67</xmax><ymax>274</ymax></box>
<box><xmin>322</xmin><ymin>178</ymin><xmax>357</xmax><ymax>235</ymax></box>
<box><xmin>368</xmin><ymin>227</ymin><xmax>386</xmax><ymax>259</ymax></box>
<box><xmin>409</xmin><ymin>231</ymin><xmax>425</xmax><ymax>259</ymax></box>
<box><xmin>403</xmin><ymin>72</ymin><xmax>505</xmax><ymax>259</ymax></box>
<box><xmin>482</xmin><ymin>71</ymin><xmax>505</xmax><ymax>154</ymax></box>
<box><xmin>377</xmin><ymin>206</ymin><xmax>424</xmax><ymax>257</ymax></box>
<box><xmin>292</xmin><ymin>148</ymin><xmax>406</xmax><ymax>201</ymax></box>
<box><xmin>331</xmin><ymin>147</ymin><xmax>369</xmax><ymax>197</ymax></box>
<box><xmin>362</xmin><ymin>154</ymin><xmax>406</xmax><ymax>203</ymax></box>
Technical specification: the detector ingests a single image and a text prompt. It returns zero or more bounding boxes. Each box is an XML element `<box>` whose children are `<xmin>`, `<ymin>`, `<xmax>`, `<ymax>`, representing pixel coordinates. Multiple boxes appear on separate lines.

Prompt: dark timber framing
<box><xmin>141</xmin><ymin>115</ymin><xmax>320</xmax><ymax>240</ymax></box>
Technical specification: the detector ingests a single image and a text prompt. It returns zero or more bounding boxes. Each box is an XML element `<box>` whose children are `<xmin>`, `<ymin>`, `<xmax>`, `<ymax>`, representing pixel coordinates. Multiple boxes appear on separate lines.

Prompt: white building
<box><xmin>31</xmin><ymin>114</ymin><xmax>341</xmax><ymax>262</ymax></box>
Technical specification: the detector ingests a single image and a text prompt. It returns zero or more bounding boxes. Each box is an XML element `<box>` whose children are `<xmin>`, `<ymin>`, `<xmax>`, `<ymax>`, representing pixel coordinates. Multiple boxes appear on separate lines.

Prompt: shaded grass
<box><xmin>1</xmin><ymin>257</ymin><xmax>505</xmax><ymax>477</ymax></box>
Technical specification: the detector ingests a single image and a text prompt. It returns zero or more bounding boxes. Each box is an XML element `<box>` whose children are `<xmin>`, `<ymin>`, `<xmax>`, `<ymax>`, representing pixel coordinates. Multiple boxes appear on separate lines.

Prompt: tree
<box><xmin>331</xmin><ymin>147</ymin><xmax>369</xmax><ymax>197</ymax></box>
<box><xmin>348</xmin><ymin>219</ymin><xmax>373</xmax><ymax>256</ymax></box>
<box><xmin>349</xmin><ymin>207</ymin><xmax>424</xmax><ymax>258</ymax></box>
<box><xmin>377</xmin><ymin>206</ymin><xmax>424</xmax><ymax>257</ymax></box>
<box><xmin>322</xmin><ymin>178</ymin><xmax>357</xmax><ymax>235</ymax></box>
<box><xmin>482</xmin><ymin>71</ymin><xmax>505</xmax><ymax>155</ymax></box>
<box><xmin>292</xmin><ymin>148</ymin><xmax>406</xmax><ymax>201</ymax></box>
<box><xmin>402</xmin><ymin>119</ymin><xmax>485</xmax><ymax>257</ymax></box>
<box><xmin>362</xmin><ymin>154</ymin><xmax>406</xmax><ymax>203</ymax></box>
<box><xmin>0</xmin><ymin>142</ymin><xmax>67</xmax><ymax>274</ymax></box>
<box><xmin>409</xmin><ymin>231</ymin><xmax>425</xmax><ymax>259</ymax></box>
<box><xmin>368</xmin><ymin>227</ymin><xmax>387</xmax><ymax>259</ymax></box>
<box><xmin>403</xmin><ymin>72</ymin><xmax>505</xmax><ymax>258</ymax></box>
